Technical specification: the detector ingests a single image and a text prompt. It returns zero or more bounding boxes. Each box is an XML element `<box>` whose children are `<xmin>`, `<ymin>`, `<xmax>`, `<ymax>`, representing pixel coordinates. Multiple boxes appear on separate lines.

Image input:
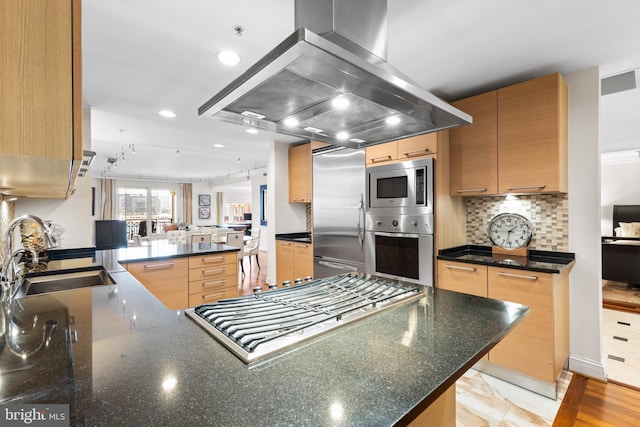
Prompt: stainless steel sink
<box><xmin>18</xmin><ymin>268</ymin><xmax>116</xmax><ymax>297</ymax></box>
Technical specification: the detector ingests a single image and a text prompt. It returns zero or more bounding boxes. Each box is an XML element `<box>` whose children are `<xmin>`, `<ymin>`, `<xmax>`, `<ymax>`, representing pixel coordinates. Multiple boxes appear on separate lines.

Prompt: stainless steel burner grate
<box><xmin>186</xmin><ymin>273</ymin><xmax>422</xmax><ymax>363</ymax></box>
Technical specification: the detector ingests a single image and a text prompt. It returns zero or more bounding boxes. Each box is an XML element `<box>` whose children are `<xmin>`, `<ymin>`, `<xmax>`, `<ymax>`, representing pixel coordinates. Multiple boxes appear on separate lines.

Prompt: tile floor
<box><xmin>602</xmin><ymin>308</ymin><xmax>640</xmax><ymax>389</ymax></box>
<box><xmin>455</xmin><ymin>369</ymin><xmax>572</xmax><ymax>426</ymax></box>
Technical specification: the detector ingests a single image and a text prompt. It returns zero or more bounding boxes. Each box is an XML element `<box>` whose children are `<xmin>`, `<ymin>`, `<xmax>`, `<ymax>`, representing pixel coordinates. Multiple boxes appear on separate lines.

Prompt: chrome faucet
<box><xmin>1</xmin><ymin>215</ymin><xmax>58</xmax><ymax>302</ymax></box>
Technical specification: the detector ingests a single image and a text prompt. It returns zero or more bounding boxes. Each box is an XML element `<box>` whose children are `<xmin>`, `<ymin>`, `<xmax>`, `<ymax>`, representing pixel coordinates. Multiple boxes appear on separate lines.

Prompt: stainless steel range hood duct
<box><xmin>198</xmin><ymin>0</ymin><xmax>472</xmax><ymax>148</ymax></box>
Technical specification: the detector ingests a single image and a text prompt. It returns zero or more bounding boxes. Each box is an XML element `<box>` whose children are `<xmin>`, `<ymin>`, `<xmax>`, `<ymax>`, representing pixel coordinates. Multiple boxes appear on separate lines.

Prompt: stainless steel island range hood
<box><xmin>198</xmin><ymin>0</ymin><xmax>472</xmax><ymax>148</ymax></box>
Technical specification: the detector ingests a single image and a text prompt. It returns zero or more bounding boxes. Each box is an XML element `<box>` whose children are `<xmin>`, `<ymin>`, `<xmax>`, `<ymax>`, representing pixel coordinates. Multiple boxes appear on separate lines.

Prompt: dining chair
<box><xmin>225</xmin><ymin>231</ymin><xmax>245</xmax><ymax>274</ymax></box>
<box><xmin>214</xmin><ymin>228</ymin><xmax>231</xmax><ymax>244</ymax></box>
<box><xmin>166</xmin><ymin>230</ymin><xmax>187</xmax><ymax>245</ymax></box>
<box><xmin>241</xmin><ymin>230</ymin><xmax>261</xmax><ymax>275</ymax></box>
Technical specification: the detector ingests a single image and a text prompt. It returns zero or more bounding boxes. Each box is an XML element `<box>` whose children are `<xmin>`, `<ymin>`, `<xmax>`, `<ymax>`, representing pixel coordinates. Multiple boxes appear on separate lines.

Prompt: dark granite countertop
<box><xmin>275</xmin><ymin>232</ymin><xmax>312</xmax><ymax>243</ymax></box>
<box><xmin>438</xmin><ymin>245</ymin><xmax>575</xmax><ymax>274</ymax></box>
<box><xmin>3</xmin><ymin>248</ymin><xmax>529</xmax><ymax>426</ymax></box>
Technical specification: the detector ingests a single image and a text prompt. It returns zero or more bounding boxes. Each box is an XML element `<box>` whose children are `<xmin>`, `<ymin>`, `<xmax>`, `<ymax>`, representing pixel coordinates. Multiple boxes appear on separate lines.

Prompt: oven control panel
<box><xmin>365</xmin><ymin>213</ymin><xmax>433</xmax><ymax>234</ymax></box>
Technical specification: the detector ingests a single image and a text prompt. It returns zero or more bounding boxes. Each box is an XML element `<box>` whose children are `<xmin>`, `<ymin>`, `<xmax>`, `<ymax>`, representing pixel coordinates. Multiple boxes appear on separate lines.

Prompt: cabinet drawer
<box><xmin>126</xmin><ymin>258</ymin><xmax>189</xmax><ymax>310</ymax></box>
<box><xmin>188</xmin><ymin>274</ymin><xmax>237</xmax><ymax>295</ymax></box>
<box><xmin>437</xmin><ymin>261</ymin><xmax>487</xmax><ymax>297</ymax></box>
<box><xmin>397</xmin><ymin>134</ymin><xmax>437</xmax><ymax>159</ymax></box>
<box><xmin>189</xmin><ymin>264</ymin><xmax>237</xmax><ymax>282</ymax></box>
<box><xmin>189</xmin><ymin>252</ymin><xmax>237</xmax><ymax>268</ymax></box>
<box><xmin>189</xmin><ymin>286</ymin><xmax>237</xmax><ymax>306</ymax></box>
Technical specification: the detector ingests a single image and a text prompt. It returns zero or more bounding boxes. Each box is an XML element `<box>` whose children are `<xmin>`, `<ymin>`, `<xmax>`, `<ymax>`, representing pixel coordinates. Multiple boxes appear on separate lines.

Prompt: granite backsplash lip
<box><xmin>275</xmin><ymin>232</ymin><xmax>312</xmax><ymax>243</ymax></box>
<box><xmin>438</xmin><ymin>244</ymin><xmax>575</xmax><ymax>273</ymax></box>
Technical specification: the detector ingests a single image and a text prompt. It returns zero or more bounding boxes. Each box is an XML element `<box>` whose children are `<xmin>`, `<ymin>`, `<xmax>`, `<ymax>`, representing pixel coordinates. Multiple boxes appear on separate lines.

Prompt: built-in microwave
<box><xmin>366</xmin><ymin>157</ymin><xmax>434</xmax><ymax>214</ymax></box>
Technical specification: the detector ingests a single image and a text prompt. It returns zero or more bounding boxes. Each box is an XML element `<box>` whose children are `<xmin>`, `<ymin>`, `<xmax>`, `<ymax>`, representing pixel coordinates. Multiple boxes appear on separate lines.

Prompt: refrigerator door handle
<box><xmin>318</xmin><ymin>260</ymin><xmax>359</xmax><ymax>272</ymax></box>
<box><xmin>358</xmin><ymin>193</ymin><xmax>365</xmax><ymax>248</ymax></box>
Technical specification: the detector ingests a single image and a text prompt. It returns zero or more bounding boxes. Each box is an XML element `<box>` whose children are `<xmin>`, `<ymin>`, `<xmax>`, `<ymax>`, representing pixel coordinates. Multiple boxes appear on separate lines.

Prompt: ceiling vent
<box><xmin>601</xmin><ymin>70</ymin><xmax>637</xmax><ymax>95</ymax></box>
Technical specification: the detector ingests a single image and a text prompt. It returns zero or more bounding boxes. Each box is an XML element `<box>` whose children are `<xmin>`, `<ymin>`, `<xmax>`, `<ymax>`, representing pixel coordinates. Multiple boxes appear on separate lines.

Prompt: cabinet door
<box><xmin>437</xmin><ymin>261</ymin><xmax>487</xmax><ymax>297</ymax></box>
<box><xmin>397</xmin><ymin>134</ymin><xmax>437</xmax><ymax>160</ymax></box>
<box><xmin>449</xmin><ymin>91</ymin><xmax>498</xmax><ymax>196</ymax></box>
<box><xmin>293</xmin><ymin>242</ymin><xmax>314</xmax><ymax>282</ymax></box>
<box><xmin>497</xmin><ymin>73</ymin><xmax>568</xmax><ymax>194</ymax></box>
<box><xmin>487</xmin><ymin>267</ymin><xmax>555</xmax><ymax>382</ymax></box>
<box><xmin>288</xmin><ymin>143</ymin><xmax>312</xmax><ymax>203</ymax></box>
<box><xmin>126</xmin><ymin>258</ymin><xmax>189</xmax><ymax>310</ymax></box>
<box><xmin>276</xmin><ymin>240</ymin><xmax>295</xmax><ymax>285</ymax></box>
<box><xmin>365</xmin><ymin>141</ymin><xmax>397</xmax><ymax>165</ymax></box>
<box><xmin>0</xmin><ymin>0</ymin><xmax>82</xmax><ymax>198</ymax></box>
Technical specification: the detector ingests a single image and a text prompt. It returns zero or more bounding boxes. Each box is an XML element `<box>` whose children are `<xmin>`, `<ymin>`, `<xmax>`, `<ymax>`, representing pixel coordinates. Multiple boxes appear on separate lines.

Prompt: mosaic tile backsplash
<box><xmin>465</xmin><ymin>194</ymin><xmax>569</xmax><ymax>252</ymax></box>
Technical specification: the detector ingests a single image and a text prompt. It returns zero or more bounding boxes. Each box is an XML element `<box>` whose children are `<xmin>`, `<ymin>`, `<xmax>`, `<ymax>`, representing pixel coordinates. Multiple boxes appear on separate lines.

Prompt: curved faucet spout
<box><xmin>1</xmin><ymin>214</ymin><xmax>58</xmax><ymax>302</ymax></box>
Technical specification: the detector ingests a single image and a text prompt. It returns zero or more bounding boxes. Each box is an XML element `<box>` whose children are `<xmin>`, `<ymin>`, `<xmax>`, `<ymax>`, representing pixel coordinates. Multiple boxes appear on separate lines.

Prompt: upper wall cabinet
<box><xmin>449</xmin><ymin>91</ymin><xmax>498</xmax><ymax>195</ymax></box>
<box><xmin>365</xmin><ymin>133</ymin><xmax>437</xmax><ymax>166</ymax></box>
<box><xmin>0</xmin><ymin>0</ymin><xmax>83</xmax><ymax>199</ymax></box>
<box><xmin>288</xmin><ymin>142</ymin><xmax>312</xmax><ymax>203</ymax></box>
<box><xmin>449</xmin><ymin>73</ymin><xmax>568</xmax><ymax>196</ymax></box>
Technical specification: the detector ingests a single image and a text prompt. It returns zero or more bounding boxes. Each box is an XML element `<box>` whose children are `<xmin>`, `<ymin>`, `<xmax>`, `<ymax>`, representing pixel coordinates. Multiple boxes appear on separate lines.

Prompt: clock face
<box><xmin>488</xmin><ymin>213</ymin><xmax>533</xmax><ymax>250</ymax></box>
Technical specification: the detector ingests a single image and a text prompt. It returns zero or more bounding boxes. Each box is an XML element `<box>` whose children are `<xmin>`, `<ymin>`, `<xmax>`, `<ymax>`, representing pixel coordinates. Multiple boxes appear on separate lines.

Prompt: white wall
<box><xmin>601</xmin><ymin>161</ymin><xmax>640</xmax><ymax>234</ymax></box>
<box><xmin>567</xmin><ymin>67</ymin><xmax>606</xmax><ymax>380</ymax></box>
<box><xmin>266</xmin><ymin>140</ymin><xmax>307</xmax><ymax>283</ymax></box>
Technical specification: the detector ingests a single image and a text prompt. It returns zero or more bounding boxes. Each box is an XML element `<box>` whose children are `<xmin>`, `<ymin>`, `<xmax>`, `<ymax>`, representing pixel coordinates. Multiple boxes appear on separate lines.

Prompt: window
<box><xmin>117</xmin><ymin>186</ymin><xmax>176</xmax><ymax>238</ymax></box>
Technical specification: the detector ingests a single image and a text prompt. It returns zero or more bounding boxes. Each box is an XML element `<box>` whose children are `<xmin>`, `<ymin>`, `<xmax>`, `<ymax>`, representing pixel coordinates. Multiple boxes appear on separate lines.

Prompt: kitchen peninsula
<box><xmin>0</xmin><ymin>249</ymin><xmax>529</xmax><ymax>426</ymax></box>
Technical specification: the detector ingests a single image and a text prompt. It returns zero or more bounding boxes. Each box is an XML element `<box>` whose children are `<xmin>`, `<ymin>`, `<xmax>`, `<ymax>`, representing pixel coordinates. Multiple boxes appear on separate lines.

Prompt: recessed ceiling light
<box><xmin>283</xmin><ymin>117</ymin><xmax>299</xmax><ymax>127</ymax></box>
<box><xmin>245</xmin><ymin>128</ymin><xmax>259</xmax><ymax>134</ymax></box>
<box><xmin>159</xmin><ymin>110</ymin><xmax>177</xmax><ymax>118</ymax></box>
<box><xmin>213</xmin><ymin>144</ymin><xmax>224</xmax><ymax>148</ymax></box>
<box><xmin>332</xmin><ymin>97</ymin><xmax>350</xmax><ymax>110</ymax></box>
<box><xmin>336</xmin><ymin>131</ymin><xmax>349</xmax><ymax>140</ymax></box>
<box><xmin>218</xmin><ymin>50</ymin><xmax>240</xmax><ymax>66</ymax></box>
<box><xmin>385</xmin><ymin>116</ymin><xmax>401</xmax><ymax>125</ymax></box>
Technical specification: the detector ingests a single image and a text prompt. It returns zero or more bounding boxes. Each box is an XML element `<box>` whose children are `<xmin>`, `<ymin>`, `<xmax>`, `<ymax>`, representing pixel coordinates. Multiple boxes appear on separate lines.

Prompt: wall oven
<box><xmin>365</xmin><ymin>158</ymin><xmax>434</xmax><ymax>286</ymax></box>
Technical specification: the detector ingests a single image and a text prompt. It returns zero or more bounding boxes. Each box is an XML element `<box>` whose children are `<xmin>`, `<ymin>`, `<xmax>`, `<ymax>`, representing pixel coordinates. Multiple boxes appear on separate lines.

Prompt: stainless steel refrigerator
<box><xmin>312</xmin><ymin>147</ymin><xmax>366</xmax><ymax>278</ymax></box>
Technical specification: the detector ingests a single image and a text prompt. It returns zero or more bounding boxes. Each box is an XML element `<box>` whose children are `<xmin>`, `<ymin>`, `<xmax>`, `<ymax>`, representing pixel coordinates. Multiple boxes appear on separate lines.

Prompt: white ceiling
<box><xmin>83</xmin><ymin>0</ymin><xmax>640</xmax><ymax>181</ymax></box>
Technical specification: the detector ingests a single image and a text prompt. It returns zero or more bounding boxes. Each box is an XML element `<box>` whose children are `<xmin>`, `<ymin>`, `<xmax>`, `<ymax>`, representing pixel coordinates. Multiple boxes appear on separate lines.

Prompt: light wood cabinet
<box><xmin>487</xmin><ymin>265</ymin><xmax>570</xmax><ymax>384</ymax></box>
<box><xmin>288</xmin><ymin>143</ymin><xmax>312</xmax><ymax>203</ymax></box>
<box><xmin>497</xmin><ymin>73</ymin><xmax>568</xmax><ymax>194</ymax></box>
<box><xmin>437</xmin><ymin>260</ymin><xmax>488</xmax><ymax>297</ymax></box>
<box><xmin>0</xmin><ymin>0</ymin><xmax>83</xmax><ymax>198</ymax></box>
<box><xmin>276</xmin><ymin>239</ymin><xmax>313</xmax><ymax>285</ymax></box>
<box><xmin>449</xmin><ymin>73</ymin><xmax>568</xmax><ymax>196</ymax></box>
<box><xmin>436</xmin><ymin>260</ymin><xmax>570</xmax><ymax>381</ymax></box>
<box><xmin>449</xmin><ymin>91</ymin><xmax>498</xmax><ymax>196</ymax></box>
<box><xmin>188</xmin><ymin>252</ymin><xmax>238</xmax><ymax>306</ymax></box>
<box><xmin>126</xmin><ymin>258</ymin><xmax>189</xmax><ymax>310</ymax></box>
<box><xmin>365</xmin><ymin>134</ymin><xmax>437</xmax><ymax>166</ymax></box>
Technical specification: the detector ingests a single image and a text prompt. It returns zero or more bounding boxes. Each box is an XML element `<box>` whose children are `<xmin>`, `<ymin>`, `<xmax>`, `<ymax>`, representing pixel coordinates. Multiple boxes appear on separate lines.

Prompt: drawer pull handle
<box><xmin>202</xmin><ymin>280</ymin><xmax>226</xmax><ymax>288</ymax></box>
<box><xmin>202</xmin><ymin>291</ymin><xmax>226</xmax><ymax>300</ymax></box>
<box><xmin>445</xmin><ymin>264</ymin><xmax>476</xmax><ymax>272</ymax></box>
<box><xmin>202</xmin><ymin>268</ymin><xmax>226</xmax><ymax>276</ymax></box>
<box><xmin>370</xmin><ymin>154</ymin><xmax>392</xmax><ymax>162</ymax></box>
<box><xmin>506</xmin><ymin>185</ymin><xmax>546</xmax><ymax>191</ymax></box>
<box><xmin>498</xmin><ymin>272</ymin><xmax>538</xmax><ymax>280</ymax></box>
<box><xmin>144</xmin><ymin>262</ymin><xmax>175</xmax><ymax>269</ymax></box>
<box><xmin>201</xmin><ymin>257</ymin><xmax>225</xmax><ymax>263</ymax></box>
<box><xmin>402</xmin><ymin>148</ymin><xmax>430</xmax><ymax>157</ymax></box>
<box><xmin>457</xmin><ymin>188</ymin><xmax>487</xmax><ymax>193</ymax></box>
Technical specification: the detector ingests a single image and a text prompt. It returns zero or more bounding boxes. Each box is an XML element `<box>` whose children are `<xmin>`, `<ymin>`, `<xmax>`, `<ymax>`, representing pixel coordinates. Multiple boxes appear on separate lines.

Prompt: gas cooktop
<box><xmin>185</xmin><ymin>273</ymin><xmax>422</xmax><ymax>364</ymax></box>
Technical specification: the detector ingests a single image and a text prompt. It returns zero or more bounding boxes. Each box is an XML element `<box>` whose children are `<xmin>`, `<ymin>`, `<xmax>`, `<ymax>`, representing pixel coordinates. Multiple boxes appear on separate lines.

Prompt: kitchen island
<box><xmin>0</xmin><ymin>249</ymin><xmax>529</xmax><ymax>426</ymax></box>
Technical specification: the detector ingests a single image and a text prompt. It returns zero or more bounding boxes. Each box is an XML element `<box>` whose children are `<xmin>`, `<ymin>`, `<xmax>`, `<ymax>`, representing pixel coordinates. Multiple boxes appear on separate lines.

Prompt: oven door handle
<box><xmin>318</xmin><ymin>260</ymin><xmax>359</xmax><ymax>272</ymax></box>
<box><xmin>374</xmin><ymin>231</ymin><xmax>422</xmax><ymax>239</ymax></box>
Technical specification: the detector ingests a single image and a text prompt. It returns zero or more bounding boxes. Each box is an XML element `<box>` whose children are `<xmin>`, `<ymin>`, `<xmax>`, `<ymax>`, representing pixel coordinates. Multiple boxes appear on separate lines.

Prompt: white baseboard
<box><xmin>568</xmin><ymin>354</ymin><xmax>606</xmax><ymax>380</ymax></box>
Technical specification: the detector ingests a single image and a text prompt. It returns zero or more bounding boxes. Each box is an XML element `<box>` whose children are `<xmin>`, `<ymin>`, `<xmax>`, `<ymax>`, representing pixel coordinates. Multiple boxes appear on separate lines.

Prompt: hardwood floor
<box><xmin>553</xmin><ymin>374</ymin><xmax>640</xmax><ymax>426</ymax></box>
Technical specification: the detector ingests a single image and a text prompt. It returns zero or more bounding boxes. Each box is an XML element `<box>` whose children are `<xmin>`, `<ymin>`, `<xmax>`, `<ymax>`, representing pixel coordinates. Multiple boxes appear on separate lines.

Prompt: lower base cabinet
<box><xmin>125</xmin><ymin>252</ymin><xmax>239</xmax><ymax>310</ymax></box>
<box><xmin>126</xmin><ymin>258</ymin><xmax>189</xmax><ymax>310</ymax></box>
<box><xmin>276</xmin><ymin>240</ymin><xmax>313</xmax><ymax>285</ymax></box>
<box><xmin>436</xmin><ymin>260</ymin><xmax>570</xmax><ymax>384</ymax></box>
